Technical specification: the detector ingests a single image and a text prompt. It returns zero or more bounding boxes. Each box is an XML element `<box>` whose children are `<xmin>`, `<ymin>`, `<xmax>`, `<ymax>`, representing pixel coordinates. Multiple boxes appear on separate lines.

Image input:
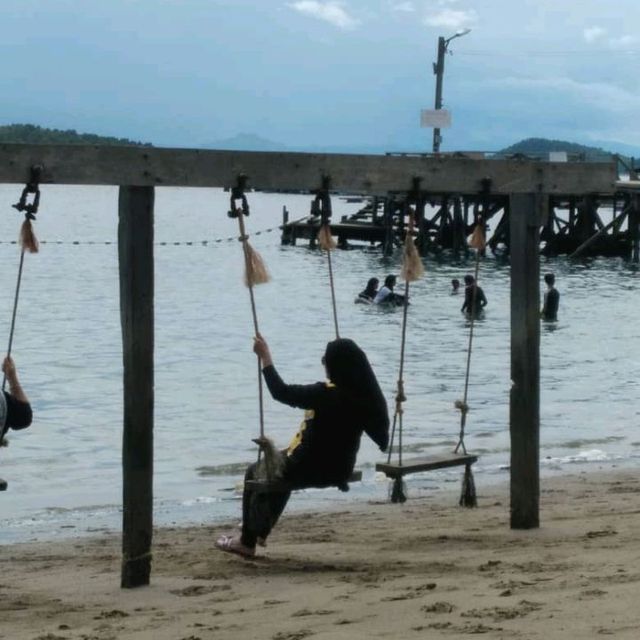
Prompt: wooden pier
<box><xmin>281</xmin><ymin>155</ymin><xmax>639</xmax><ymax>260</ymax></box>
<box><xmin>0</xmin><ymin>143</ymin><xmax>635</xmax><ymax>587</ymax></box>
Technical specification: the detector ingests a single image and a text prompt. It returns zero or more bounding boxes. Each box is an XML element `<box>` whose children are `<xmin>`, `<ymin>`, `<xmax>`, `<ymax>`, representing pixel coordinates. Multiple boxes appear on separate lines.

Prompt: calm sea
<box><xmin>0</xmin><ymin>185</ymin><xmax>638</xmax><ymax>543</ymax></box>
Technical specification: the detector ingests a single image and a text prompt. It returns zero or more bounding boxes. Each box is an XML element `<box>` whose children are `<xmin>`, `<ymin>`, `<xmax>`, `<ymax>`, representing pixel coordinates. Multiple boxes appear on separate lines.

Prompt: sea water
<box><xmin>0</xmin><ymin>185</ymin><xmax>638</xmax><ymax>543</ymax></box>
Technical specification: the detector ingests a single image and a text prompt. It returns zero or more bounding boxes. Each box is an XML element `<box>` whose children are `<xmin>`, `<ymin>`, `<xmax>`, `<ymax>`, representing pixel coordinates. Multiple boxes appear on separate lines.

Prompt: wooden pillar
<box><xmin>118</xmin><ymin>186</ymin><xmax>155</xmax><ymax>588</ymax></box>
<box><xmin>509</xmin><ymin>193</ymin><xmax>540</xmax><ymax>529</ymax></box>
<box><xmin>382</xmin><ymin>198</ymin><xmax>394</xmax><ymax>256</ymax></box>
<box><xmin>631</xmin><ymin>194</ymin><xmax>640</xmax><ymax>263</ymax></box>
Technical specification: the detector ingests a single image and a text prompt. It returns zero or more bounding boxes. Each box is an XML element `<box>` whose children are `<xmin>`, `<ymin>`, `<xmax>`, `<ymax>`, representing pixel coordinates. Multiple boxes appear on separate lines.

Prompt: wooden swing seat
<box><xmin>376</xmin><ymin>453</ymin><xmax>477</xmax><ymax>479</ymax></box>
<box><xmin>0</xmin><ymin>478</ymin><xmax>7</xmax><ymax>491</ymax></box>
<box><xmin>245</xmin><ymin>469</ymin><xmax>362</xmax><ymax>494</ymax></box>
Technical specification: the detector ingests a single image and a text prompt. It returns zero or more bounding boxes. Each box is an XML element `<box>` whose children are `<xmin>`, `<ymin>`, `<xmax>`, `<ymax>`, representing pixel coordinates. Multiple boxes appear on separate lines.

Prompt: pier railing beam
<box><xmin>119</xmin><ymin>185</ymin><xmax>155</xmax><ymax>588</ymax></box>
<box><xmin>509</xmin><ymin>193</ymin><xmax>541</xmax><ymax>529</ymax></box>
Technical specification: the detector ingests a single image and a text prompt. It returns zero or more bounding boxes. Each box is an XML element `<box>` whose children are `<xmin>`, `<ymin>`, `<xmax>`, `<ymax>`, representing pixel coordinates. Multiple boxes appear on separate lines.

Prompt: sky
<box><xmin>1</xmin><ymin>0</ymin><xmax>639</xmax><ymax>154</ymax></box>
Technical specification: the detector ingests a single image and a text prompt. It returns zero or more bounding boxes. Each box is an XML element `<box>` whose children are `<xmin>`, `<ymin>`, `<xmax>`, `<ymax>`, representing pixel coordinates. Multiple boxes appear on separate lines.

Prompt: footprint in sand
<box><xmin>93</xmin><ymin>609</ymin><xmax>130</xmax><ymax>620</ymax></box>
<box><xmin>291</xmin><ymin>608</ymin><xmax>337</xmax><ymax>617</ymax></box>
<box><xmin>272</xmin><ymin>631</ymin><xmax>313</xmax><ymax>640</ymax></box>
<box><xmin>421</xmin><ymin>601</ymin><xmax>456</xmax><ymax>614</ymax></box>
<box><xmin>170</xmin><ymin>584</ymin><xmax>231</xmax><ymax>597</ymax></box>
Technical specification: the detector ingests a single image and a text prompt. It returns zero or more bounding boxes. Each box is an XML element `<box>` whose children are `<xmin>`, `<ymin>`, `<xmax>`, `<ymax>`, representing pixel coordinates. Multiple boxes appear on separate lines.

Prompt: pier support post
<box><xmin>631</xmin><ymin>194</ymin><xmax>640</xmax><ymax>263</ymax></box>
<box><xmin>118</xmin><ymin>185</ymin><xmax>155</xmax><ymax>588</ymax></box>
<box><xmin>509</xmin><ymin>193</ymin><xmax>540</xmax><ymax>529</ymax></box>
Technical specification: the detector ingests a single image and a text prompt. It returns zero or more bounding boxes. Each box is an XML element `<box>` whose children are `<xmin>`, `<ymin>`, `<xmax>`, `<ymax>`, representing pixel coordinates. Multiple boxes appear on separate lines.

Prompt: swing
<box><xmin>0</xmin><ymin>166</ymin><xmax>41</xmax><ymax>493</ymax></box>
<box><xmin>375</xmin><ymin>202</ymin><xmax>481</xmax><ymax>506</ymax></box>
<box><xmin>235</xmin><ymin>176</ymin><xmax>362</xmax><ymax>494</ymax></box>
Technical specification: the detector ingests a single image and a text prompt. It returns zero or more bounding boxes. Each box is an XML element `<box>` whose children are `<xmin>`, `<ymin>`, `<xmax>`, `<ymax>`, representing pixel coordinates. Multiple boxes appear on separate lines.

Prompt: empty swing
<box><xmin>1</xmin><ymin>167</ymin><xmax>41</xmax><ymax>493</ymax></box>
<box><xmin>375</xmin><ymin>206</ymin><xmax>480</xmax><ymax>505</ymax></box>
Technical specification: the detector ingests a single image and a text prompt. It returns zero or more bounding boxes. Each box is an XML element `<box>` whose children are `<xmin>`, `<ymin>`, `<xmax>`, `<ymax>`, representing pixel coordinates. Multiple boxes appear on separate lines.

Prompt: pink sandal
<box><xmin>215</xmin><ymin>535</ymin><xmax>256</xmax><ymax>559</ymax></box>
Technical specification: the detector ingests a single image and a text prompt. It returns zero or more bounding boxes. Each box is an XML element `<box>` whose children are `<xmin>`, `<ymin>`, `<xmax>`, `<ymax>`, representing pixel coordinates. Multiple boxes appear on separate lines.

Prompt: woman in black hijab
<box><xmin>356</xmin><ymin>277</ymin><xmax>379</xmax><ymax>303</ymax></box>
<box><xmin>216</xmin><ymin>334</ymin><xmax>389</xmax><ymax>558</ymax></box>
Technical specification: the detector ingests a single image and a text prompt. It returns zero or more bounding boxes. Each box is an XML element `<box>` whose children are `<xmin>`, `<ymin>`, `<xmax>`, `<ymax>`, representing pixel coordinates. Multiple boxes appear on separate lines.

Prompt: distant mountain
<box><xmin>0</xmin><ymin>123</ymin><xmax>151</xmax><ymax>146</ymax></box>
<box><xmin>499</xmin><ymin>137</ymin><xmax>612</xmax><ymax>160</ymax></box>
<box><xmin>200</xmin><ymin>133</ymin><xmax>388</xmax><ymax>154</ymax></box>
<box><xmin>201</xmin><ymin>133</ymin><xmax>288</xmax><ymax>152</ymax></box>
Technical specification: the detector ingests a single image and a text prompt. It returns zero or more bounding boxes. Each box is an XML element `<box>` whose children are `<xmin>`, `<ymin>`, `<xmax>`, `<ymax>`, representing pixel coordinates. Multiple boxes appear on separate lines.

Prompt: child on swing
<box><xmin>215</xmin><ymin>333</ymin><xmax>389</xmax><ymax>558</ymax></box>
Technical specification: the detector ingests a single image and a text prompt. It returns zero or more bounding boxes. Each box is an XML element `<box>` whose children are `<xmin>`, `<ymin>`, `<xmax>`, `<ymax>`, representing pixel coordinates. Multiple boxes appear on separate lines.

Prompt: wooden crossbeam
<box><xmin>0</xmin><ymin>143</ymin><xmax>616</xmax><ymax>195</ymax></box>
<box><xmin>245</xmin><ymin>470</ymin><xmax>362</xmax><ymax>494</ymax></box>
<box><xmin>375</xmin><ymin>454</ymin><xmax>478</xmax><ymax>479</ymax></box>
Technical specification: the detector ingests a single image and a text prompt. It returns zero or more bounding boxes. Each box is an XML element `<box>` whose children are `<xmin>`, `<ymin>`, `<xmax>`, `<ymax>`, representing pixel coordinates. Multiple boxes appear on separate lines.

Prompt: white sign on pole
<box><xmin>420</xmin><ymin>109</ymin><xmax>452</xmax><ymax>128</ymax></box>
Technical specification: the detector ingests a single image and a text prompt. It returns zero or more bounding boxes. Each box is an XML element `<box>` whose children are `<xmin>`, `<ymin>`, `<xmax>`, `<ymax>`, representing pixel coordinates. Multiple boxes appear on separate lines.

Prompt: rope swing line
<box><xmin>385</xmin><ymin>187</ymin><xmax>425</xmax><ymax>502</ymax></box>
<box><xmin>454</xmin><ymin>222</ymin><xmax>486</xmax><ymax>455</ymax></box>
<box><xmin>228</xmin><ymin>175</ymin><xmax>270</xmax><ymax>448</ymax></box>
<box><xmin>0</xmin><ymin>166</ymin><xmax>41</xmax><ymax>450</ymax></box>
<box><xmin>312</xmin><ymin>176</ymin><xmax>340</xmax><ymax>339</ymax></box>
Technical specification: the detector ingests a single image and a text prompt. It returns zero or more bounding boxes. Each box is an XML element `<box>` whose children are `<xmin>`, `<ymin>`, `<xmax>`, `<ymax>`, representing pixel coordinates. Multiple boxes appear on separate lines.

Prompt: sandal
<box><xmin>215</xmin><ymin>535</ymin><xmax>256</xmax><ymax>559</ymax></box>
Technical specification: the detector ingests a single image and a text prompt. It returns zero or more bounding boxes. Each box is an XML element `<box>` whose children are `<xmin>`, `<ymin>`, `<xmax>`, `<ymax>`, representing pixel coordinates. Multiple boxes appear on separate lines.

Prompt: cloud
<box><xmin>492</xmin><ymin>75</ymin><xmax>640</xmax><ymax>114</ymax></box>
<box><xmin>288</xmin><ymin>1</ymin><xmax>359</xmax><ymax>30</ymax></box>
<box><xmin>583</xmin><ymin>27</ymin><xmax>606</xmax><ymax>44</ymax></box>
<box><xmin>390</xmin><ymin>1</ymin><xmax>415</xmax><ymax>12</ymax></box>
<box><xmin>608</xmin><ymin>34</ymin><xmax>639</xmax><ymax>49</ymax></box>
<box><xmin>423</xmin><ymin>8</ymin><xmax>476</xmax><ymax>30</ymax></box>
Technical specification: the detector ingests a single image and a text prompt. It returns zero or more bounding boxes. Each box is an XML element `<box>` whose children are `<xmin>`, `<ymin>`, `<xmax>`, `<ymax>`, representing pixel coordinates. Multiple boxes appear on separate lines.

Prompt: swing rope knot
<box><xmin>454</xmin><ymin>399</ymin><xmax>469</xmax><ymax>414</ymax></box>
<box><xmin>395</xmin><ymin>380</ymin><xmax>406</xmax><ymax>408</ymax></box>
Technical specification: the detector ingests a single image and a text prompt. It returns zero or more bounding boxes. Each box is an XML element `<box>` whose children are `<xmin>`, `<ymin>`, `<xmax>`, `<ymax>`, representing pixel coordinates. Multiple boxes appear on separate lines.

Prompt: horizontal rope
<box><xmin>0</xmin><ymin>214</ymin><xmax>312</xmax><ymax>247</ymax></box>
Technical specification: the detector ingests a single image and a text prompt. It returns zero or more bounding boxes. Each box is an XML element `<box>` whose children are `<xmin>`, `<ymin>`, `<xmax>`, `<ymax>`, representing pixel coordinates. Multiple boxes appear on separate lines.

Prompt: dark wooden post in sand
<box><xmin>509</xmin><ymin>193</ymin><xmax>541</xmax><ymax>529</ymax></box>
<box><xmin>118</xmin><ymin>186</ymin><xmax>155</xmax><ymax>588</ymax></box>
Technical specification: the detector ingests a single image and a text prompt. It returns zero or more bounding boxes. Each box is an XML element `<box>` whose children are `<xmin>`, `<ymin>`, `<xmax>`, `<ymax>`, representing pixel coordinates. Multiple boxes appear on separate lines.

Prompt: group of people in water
<box><xmin>451</xmin><ymin>272</ymin><xmax>559</xmax><ymax>320</ymax></box>
<box><xmin>358</xmin><ymin>271</ymin><xmax>560</xmax><ymax>320</ymax></box>
<box><xmin>356</xmin><ymin>275</ymin><xmax>406</xmax><ymax>306</ymax></box>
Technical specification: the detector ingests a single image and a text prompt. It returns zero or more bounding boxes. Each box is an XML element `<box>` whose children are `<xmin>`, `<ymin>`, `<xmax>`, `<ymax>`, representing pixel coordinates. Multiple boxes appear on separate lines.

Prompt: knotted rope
<box><xmin>386</xmin><ymin>205</ymin><xmax>424</xmax><ymax>503</ymax></box>
<box><xmin>454</xmin><ymin>222</ymin><xmax>485</xmax><ymax>508</ymax></box>
<box><xmin>228</xmin><ymin>176</ymin><xmax>270</xmax><ymax>446</ymax></box>
<box><xmin>455</xmin><ymin>223</ymin><xmax>485</xmax><ymax>456</ymax></box>
<box><xmin>313</xmin><ymin>177</ymin><xmax>340</xmax><ymax>339</ymax></box>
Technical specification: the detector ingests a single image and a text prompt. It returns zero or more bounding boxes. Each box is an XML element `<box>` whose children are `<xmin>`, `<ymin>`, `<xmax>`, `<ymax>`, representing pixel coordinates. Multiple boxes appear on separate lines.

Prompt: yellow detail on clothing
<box><xmin>286</xmin><ymin>382</ymin><xmax>335</xmax><ymax>456</ymax></box>
<box><xmin>287</xmin><ymin>409</ymin><xmax>313</xmax><ymax>455</ymax></box>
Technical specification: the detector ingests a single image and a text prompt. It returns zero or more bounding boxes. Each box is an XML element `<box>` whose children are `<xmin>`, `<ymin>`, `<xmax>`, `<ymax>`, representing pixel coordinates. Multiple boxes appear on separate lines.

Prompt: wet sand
<box><xmin>2</xmin><ymin>469</ymin><xmax>640</xmax><ymax>639</ymax></box>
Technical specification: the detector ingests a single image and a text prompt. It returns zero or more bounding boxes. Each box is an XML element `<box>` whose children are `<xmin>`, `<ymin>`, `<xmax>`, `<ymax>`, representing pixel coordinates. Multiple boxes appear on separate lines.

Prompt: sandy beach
<box><xmin>2</xmin><ymin>469</ymin><xmax>640</xmax><ymax>640</ymax></box>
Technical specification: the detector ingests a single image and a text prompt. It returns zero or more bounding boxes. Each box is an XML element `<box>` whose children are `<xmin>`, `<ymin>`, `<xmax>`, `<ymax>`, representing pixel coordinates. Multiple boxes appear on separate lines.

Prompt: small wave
<box><xmin>196</xmin><ymin>462</ymin><xmax>249</xmax><ymax>477</ymax></box>
<box><xmin>542</xmin><ymin>449</ymin><xmax>621</xmax><ymax>465</ymax></box>
<box><xmin>557</xmin><ymin>437</ymin><xmax>625</xmax><ymax>449</ymax></box>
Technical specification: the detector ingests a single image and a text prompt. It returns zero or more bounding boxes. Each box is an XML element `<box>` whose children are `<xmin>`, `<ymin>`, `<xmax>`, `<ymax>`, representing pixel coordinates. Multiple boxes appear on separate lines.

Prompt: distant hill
<box><xmin>499</xmin><ymin>137</ymin><xmax>613</xmax><ymax>160</ymax></box>
<box><xmin>0</xmin><ymin>124</ymin><xmax>151</xmax><ymax>146</ymax></box>
<box><xmin>201</xmin><ymin>133</ymin><xmax>288</xmax><ymax>152</ymax></box>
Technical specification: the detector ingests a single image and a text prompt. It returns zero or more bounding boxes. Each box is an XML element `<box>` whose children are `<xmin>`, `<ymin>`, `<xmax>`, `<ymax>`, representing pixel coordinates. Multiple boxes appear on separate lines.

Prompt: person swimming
<box><xmin>373</xmin><ymin>275</ymin><xmax>406</xmax><ymax>306</ymax></box>
<box><xmin>355</xmin><ymin>277</ymin><xmax>379</xmax><ymax>304</ymax></box>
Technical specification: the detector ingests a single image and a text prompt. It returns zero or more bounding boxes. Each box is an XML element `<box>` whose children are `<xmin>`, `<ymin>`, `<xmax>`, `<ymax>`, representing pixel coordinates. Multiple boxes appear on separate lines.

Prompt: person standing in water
<box><xmin>541</xmin><ymin>272</ymin><xmax>560</xmax><ymax>321</ymax></box>
<box><xmin>461</xmin><ymin>274</ymin><xmax>487</xmax><ymax>316</ymax></box>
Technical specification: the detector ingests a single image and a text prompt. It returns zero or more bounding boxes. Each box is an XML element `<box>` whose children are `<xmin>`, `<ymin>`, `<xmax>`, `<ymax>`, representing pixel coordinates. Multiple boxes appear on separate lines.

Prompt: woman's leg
<box><xmin>241</xmin><ymin>463</ymin><xmax>291</xmax><ymax>548</ymax></box>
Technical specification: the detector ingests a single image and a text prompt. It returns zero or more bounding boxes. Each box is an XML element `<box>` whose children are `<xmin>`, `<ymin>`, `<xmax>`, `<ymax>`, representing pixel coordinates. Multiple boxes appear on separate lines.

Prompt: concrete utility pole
<box><xmin>432</xmin><ymin>29</ymin><xmax>471</xmax><ymax>153</ymax></box>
